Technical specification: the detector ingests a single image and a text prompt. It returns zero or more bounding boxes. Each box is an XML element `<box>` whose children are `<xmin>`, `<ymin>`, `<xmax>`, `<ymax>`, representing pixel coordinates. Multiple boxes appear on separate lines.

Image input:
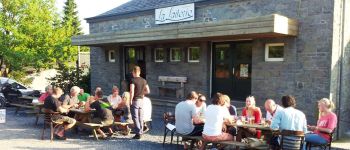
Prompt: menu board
<box><xmin>240</xmin><ymin>64</ymin><xmax>249</xmax><ymax>78</ymax></box>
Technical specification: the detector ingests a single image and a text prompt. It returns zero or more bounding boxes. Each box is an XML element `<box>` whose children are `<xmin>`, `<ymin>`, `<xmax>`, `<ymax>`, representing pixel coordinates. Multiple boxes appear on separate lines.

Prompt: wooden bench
<box><xmin>79</xmin><ymin>122</ymin><xmax>113</xmax><ymax>140</ymax></box>
<box><xmin>158</xmin><ymin>76</ymin><xmax>187</xmax><ymax>98</ymax></box>
<box><xmin>176</xmin><ymin>134</ymin><xmax>268</xmax><ymax>150</ymax></box>
<box><xmin>10</xmin><ymin>103</ymin><xmax>35</xmax><ymax>114</ymax></box>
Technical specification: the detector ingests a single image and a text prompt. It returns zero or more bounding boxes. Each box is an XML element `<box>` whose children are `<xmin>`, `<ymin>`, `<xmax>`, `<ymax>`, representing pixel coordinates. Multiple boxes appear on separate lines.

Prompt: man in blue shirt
<box><xmin>270</xmin><ymin>95</ymin><xmax>307</xmax><ymax>133</ymax></box>
<box><xmin>270</xmin><ymin>95</ymin><xmax>307</xmax><ymax>149</ymax></box>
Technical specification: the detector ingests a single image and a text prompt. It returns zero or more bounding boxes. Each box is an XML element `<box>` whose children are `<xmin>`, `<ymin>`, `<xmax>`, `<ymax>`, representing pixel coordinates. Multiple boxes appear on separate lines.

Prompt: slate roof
<box><xmin>90</xmin><ymin>0</ymin><xmax>209</xmax><ymax>19</ymax></box>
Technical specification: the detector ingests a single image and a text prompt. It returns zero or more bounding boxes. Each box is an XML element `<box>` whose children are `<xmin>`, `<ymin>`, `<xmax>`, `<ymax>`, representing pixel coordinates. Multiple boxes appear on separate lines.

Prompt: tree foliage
<box><xmin>49</xmin><ymin>63</ymin><xmax>90</xmax><ymax>93</ymax></box>
<box><xmin>0</xmin><ymin>0</ymin><xmax>86</xmax><ymax>83</ymax></box>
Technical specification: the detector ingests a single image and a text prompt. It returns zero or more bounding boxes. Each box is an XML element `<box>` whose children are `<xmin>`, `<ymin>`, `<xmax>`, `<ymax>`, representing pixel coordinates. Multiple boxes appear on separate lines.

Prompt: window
<box><xmin>188</xmin><ymin>47</ymin><xmax>200</xmax><ymax>62</ymax></box>
<box><xmin>154</xmin><ymin>48</ymin><xmax>165</xmax><ymax>62</ymax></box>
<box><xmin>265</xmin><ymin>43</ymin><xmax>284</xmax><ymax>61</ymax></box>
<box><xmin>108</xmin><ymin>50</ymin><xmax>116</xmax><ymax>62</ymax></box>
<box><xmin>170</xmin><ymin>48</ymin><xmax>182</xmax><ymax>62</ymax></box>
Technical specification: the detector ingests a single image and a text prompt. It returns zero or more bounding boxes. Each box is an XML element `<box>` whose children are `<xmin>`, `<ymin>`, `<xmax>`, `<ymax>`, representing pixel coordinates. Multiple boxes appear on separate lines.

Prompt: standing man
<box><xmin>130</xmin><ymin>66</ymin><xmax>150</xmax><ymax>139</ymax></box>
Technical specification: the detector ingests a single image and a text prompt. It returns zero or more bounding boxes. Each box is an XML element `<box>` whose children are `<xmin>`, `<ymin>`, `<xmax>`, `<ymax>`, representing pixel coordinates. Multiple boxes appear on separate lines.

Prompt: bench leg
<box><xmin>177</xmin><ymin>135</ymin><xmax>180</xmax><ymax>149</ymax></box>
<box><xmin>35</xmin><ymin>114</ymin><xmax>40</xmax><ymax>125</ymax></box>
<box><xmin>93</xmin><ymin>129</ymin><xmax>99</xmax><ymax>140</ymax></box>
<box><xmin>163</xmin><ymin>128</ymin><xmax>168</xmax><ymax>146</ymax></box>
<box><xmin>50</xmin><ymin>123</ymin><xmax>54</xmax><ymax>142</ymax></box>
<box><xmin>41</xmin><ymin>123</ymin><xmax>46</xmax><ymax>140</ymax></box>
<box><xmin>170</xmin><ymin>130</ymin><xmax>175</xmax><ymax>145</ymax></box>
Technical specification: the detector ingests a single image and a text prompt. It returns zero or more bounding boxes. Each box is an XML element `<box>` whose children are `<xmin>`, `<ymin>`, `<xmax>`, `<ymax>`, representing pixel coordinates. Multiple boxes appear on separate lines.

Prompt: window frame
<box><xmin>187</xmin><ymin>47</ymin><xmax>201</xmax><ymax>63</ymax></box>
<box><xmin>154</xmin><ymin>48</ymin><xmax>165</xmax><ymax>62</ymax></box>
<box><xmin>265</xmin><ymin>43</ymin><xmax>285</xmax><ymax>62</ymax></box>
<box><xmin>170</xmin><ymin>48</ymin><xmax>182</xmax><ymax>62</ymax></box>
<box><xmin>108</xmin><ymin>50</ymin><xmax>116</xmax><ymax>62</ymax></box>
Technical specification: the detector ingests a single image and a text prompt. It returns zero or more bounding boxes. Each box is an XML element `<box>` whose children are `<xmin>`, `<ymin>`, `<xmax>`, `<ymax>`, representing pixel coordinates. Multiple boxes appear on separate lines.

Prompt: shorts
<box><xmin>202</xmin><ymin>133</ymin><xmax>234</xmax><ymax>142</ymax></box>
<box><xmin>52</xmin><ymin>115</ymin><xmax>76</xmax><ymax>125</ymax></box>
<box><xmin>92</xmin><ymin>118</ymin><xmax>114</xmax><ymax>126</ymax></box>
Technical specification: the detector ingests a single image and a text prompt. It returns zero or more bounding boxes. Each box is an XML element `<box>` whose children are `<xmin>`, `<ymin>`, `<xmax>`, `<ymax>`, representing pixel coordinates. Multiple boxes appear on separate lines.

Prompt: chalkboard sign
<box><xmin>0</xmin><ymin>109</ymin><xmax>5</xmax><ymax>123</ymax></box>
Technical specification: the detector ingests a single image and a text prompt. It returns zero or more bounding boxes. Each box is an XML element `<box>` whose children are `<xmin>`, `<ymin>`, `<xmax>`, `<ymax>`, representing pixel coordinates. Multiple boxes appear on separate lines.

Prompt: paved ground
<box><xmin>0</xmin><ymin>107</ymin><xmax>349</xmax><ymax>150</ymax></box>
<box><xmin>0</xmin><ymin>107</ymin><xmax>178</xmax><ymax>150</ymax></box>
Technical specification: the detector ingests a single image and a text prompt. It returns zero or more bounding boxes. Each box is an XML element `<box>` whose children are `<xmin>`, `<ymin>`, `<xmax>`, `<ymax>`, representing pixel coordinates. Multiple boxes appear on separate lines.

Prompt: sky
<box><xmin>55</xmin><ymin>0</ymin><xmax>130</xmax><ymax>34</ymax></box>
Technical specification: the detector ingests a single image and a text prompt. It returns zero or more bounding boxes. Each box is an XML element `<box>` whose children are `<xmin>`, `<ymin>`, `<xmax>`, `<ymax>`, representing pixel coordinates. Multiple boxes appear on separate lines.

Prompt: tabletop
<box><xmin>70</xmin><ymin>108</ymin><xmax>95</xmax><ymax>114</ymax></box>
<box><xmin>228</xmin><ymin>122</ymin><xmax>272</xmax><ymax>131</ymax></box>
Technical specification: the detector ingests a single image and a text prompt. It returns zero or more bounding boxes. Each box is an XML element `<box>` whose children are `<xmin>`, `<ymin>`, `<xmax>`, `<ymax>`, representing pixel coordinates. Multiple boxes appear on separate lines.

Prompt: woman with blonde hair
<box><xmin>236</xmin><ymin>96</ymin><xmax>262</xmax><ymax>143</ymax></box>
<box><xmin>305</xmin><ymin>98</ymin><xmax>337</xmax><ymax>147</ymax></box>
<box><xmin>117</xmin><ymin>92</ymin><xmax>133</xmax><ymax>135</ymax></box>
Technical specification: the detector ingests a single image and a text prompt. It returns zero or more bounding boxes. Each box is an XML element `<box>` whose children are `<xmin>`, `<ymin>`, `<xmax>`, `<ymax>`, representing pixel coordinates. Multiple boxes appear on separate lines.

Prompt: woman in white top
<box><xmin>202</xmin><ymin>93</ymin><xmax>234</xmax><ymax>142</ymax></box>
<box><xmin>107</xmin><ymin>86</ymin><xmax>122</xmax><ymax>109</ymax></box>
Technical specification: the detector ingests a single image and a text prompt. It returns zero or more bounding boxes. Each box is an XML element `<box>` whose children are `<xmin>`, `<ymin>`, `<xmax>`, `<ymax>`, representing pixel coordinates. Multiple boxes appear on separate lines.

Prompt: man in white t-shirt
<box><xmin>202</xmin><ymin>93</ymin><xmax>234</xmax><ymax>142</ymax></box>
<box><xmin>264</xmin><ymin>99</ymin><xmax>283</xmax><ymax>123</ymax></box>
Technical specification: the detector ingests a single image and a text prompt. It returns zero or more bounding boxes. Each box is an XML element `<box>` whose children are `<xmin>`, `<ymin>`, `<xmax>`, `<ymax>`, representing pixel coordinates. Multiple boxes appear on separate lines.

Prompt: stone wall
<box><xmin>338</xmin><ymin>0</ymin><xmax>350</xmax><ymax>138</ymax></box>
<box><xmin>87</xmin><ymin>0</ymin><xmax>349</xmax><ymax>137</ymax></box>
<box><xmin>145</xmin><ymin>42</ymin><xmax>210</xmax><ymax>100</ymax></box>
<box><xmin>90</xmin><ymin>46</ymin><xmax>122</xmax><ymax>95</ymax></box>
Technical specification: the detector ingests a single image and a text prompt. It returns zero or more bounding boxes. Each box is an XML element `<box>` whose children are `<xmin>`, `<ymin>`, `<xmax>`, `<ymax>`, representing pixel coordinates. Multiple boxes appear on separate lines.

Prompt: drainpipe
<box><xmin>336</xmin><ymin>0</ymin><xmax>346</xmax><ymax>140</ymax></box>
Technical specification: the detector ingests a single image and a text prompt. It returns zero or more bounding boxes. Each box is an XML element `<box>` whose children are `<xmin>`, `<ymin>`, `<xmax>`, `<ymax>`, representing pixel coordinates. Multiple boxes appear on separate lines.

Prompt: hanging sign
<box><xmin>155</xmin><ymin>3</ymin><xmax>195</xmax><ymax>25</ymax></box>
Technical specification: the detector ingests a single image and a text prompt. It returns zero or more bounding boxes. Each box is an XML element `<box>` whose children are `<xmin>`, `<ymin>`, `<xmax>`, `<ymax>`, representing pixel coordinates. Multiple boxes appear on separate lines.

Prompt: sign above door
<box><xmin>155</xmin><ymin>3</ymin><xmax>195</xmax><ymax>25</ymax></box>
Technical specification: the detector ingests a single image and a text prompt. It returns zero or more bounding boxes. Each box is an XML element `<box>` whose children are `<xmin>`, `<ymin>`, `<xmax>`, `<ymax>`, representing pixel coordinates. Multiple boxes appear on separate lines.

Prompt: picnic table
<box><xmin>70</xmin><ymin>108</ymin><xmax>94</xmax><ymax>123</ymax></box>
<box><xmin>228</xmin><ymin>122</ymin><xmax>272</xmax><ymax>131</ymax></box>
<box><xmin>10</xmin><ymin>102</ymin><xmax>44</xmax><ymax>125</ymax></box>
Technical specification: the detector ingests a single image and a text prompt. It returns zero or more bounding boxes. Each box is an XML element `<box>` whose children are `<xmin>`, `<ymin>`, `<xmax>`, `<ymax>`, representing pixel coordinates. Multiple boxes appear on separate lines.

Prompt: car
<box><xmin>0</xmin><ymin>77</ymin><xmax>41</xmax><ymax>105</ymax></box>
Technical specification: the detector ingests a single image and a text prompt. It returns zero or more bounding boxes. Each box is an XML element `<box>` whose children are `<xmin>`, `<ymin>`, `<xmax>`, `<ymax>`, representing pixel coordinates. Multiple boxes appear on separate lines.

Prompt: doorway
<box><xmin>124</xmin><ymin>47</ymin><xmax>146</xmax><ymax>80</ymax></box>
<box><xmin>212</xmin><ymin>41</ymin><xmax>252</xmax><ymax>100</ymax></box>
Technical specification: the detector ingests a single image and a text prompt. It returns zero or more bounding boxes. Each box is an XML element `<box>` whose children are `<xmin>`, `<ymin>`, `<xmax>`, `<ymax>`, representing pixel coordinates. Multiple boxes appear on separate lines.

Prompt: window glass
<box><xmin>154</xmin><ymin>48</ymin><xmax>165</xmax><ymax>62</ymax></box>
<box><xmin>265</xmin><ymin>43</ymin><xmax>284</xmax><ymax>61</ymax></box>
<box><xmin>188</xmin><ymin>47</ymin><xmax>200</xmax><ymax>62</ymax></box>
<box><xmin>170</xmin><ymin>48</ymin><xmax>182</xmax><ymax>62</ymax></box>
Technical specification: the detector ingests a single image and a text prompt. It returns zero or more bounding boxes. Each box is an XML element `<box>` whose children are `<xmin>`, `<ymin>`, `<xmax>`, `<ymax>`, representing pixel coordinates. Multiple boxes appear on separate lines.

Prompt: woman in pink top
<box><xmin>306</xmin><ymin>98</ymin><xmax>337</xmax><ymax>145</ymax></box>
<box><xmin>38</xmin><ymin>85</ymin><xmax>53</xmax><ymax>103</ymax></box>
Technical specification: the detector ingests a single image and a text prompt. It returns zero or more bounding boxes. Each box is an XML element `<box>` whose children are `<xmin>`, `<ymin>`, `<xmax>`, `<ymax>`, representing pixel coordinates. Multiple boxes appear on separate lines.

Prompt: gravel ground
<box><xmin>0</xmin><ymin>107</ymin><xmax>349</xmax><ymax>150</ymax></box>
<box><xmin>0</xmin><ymin>107</ymin><xmax>178</xmax><ymax>150</ymax></box>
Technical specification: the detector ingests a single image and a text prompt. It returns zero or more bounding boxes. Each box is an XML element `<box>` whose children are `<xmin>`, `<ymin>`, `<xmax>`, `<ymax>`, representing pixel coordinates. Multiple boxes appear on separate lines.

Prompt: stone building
<box><xmin>72</xmin><ymin>0</ymin><xmax>350</xmax><ymax>138</ymax></box>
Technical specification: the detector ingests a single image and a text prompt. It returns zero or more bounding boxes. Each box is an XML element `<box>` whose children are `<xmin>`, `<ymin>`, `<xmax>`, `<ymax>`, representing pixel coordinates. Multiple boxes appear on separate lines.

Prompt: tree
<box><xmin>49</xmin><ymin>63</ymin><xmax>90</xmax><ymax>93</ymax></box>
<box><xmin>0</xmin><ymin>0</ymin><xmax>74</xmax><ymax>80</ymax></box>
<box><xmin>62</xmin><ymin>0</ymin><xmax>82</xmax><ymax>36</ymax></box>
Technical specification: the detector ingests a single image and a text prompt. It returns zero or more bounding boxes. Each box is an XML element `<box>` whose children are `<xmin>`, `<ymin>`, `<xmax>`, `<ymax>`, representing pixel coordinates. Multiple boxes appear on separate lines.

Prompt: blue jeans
<box><xmin>131</xmin><ymin>99</ymin><xmax>144</xmax><ymax>135</ymax></box>
<box><xmin>303</xmin><ymin>133</ymin><xmax>328</xmax><ymax>150</ymax></box>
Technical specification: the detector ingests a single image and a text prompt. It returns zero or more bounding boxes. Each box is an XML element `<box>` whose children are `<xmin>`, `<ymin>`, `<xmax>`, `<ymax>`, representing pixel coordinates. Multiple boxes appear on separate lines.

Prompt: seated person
<box><xmin>175</xmin><ymin>91</ymin><xmax>204</xmax><ymax>149</ymax></box>
<box><xmin>115</xmin><ymin>92</ymin><xmax>133</xmax><ymax>135</ymax></box>
<box><xmin>223</xmin><ymin>94</ymin><xmax>237</xmax><ymax>116</ymax></box>
<box><xmin>60</xmin><ymin>86</ymin><xmax>81</xmax><ymax>109</ymax></box>
<box><xmin>39</xmin><ymin>85</ymin><xmax>53</xmax><ymax>103</ymax></box>
<box><xmin>195</xmin><ymin>94</ymin><xmax>207</xmax><ymax>117</ymax></box>
<box><xmin>142</xmin><ymin>96</ymin><xmax>152</xmax><ymax>133</ymax></box>
<box><xmin>236</xmin><ymin>96</ymin><xmax>262</xmax><ymax>143</ymax></box>
<box><xmin>202</xmin><ymin>93</ymin><xmax>234</xmax><ymax>143</ymax></box>
<box><xmin>270</xmin><ymin>95</ymin><xmax>307</xmax><ymax>148</ymax></box>
<box><xmin>264</xmin><ymin>99</ymin><xmax>283</xmax><ymax>124</ymax></box>
<box><xmin>305</xmin><ymin>98</ymin><xmax>337</xmax><ymax>146</ymax></box>
<box><xmin>270</xmin><ymin>95</ymin><xmax>307</xmax><ymax>132</ymax></box>
<box><xmin>263</xmin><ymin>99</ymin><xmax>284</xmax><ymax>147</ymax></box>
<box><xmin>85</xmin><ymin>90</ymin><xmax>114</xmax><ymax>139</ymax></box>
<box><xmin>107</xmin><ymin>86</ymin><xmax>122</xmax><ymax>110</ymax></box>
<box><xmin>43</xmin><ymin>87</ymin><xmax>76</xmax><ymax>140</ymax></box>
<box><xmin>222</xmin><ymin>94</ymin><xmax>237</xmax><ymax>135</ymax></box>
<box><xmin>78</xmin><ymin>88</ymin><xmax>90</xmax><ymax>103</ymax></box>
